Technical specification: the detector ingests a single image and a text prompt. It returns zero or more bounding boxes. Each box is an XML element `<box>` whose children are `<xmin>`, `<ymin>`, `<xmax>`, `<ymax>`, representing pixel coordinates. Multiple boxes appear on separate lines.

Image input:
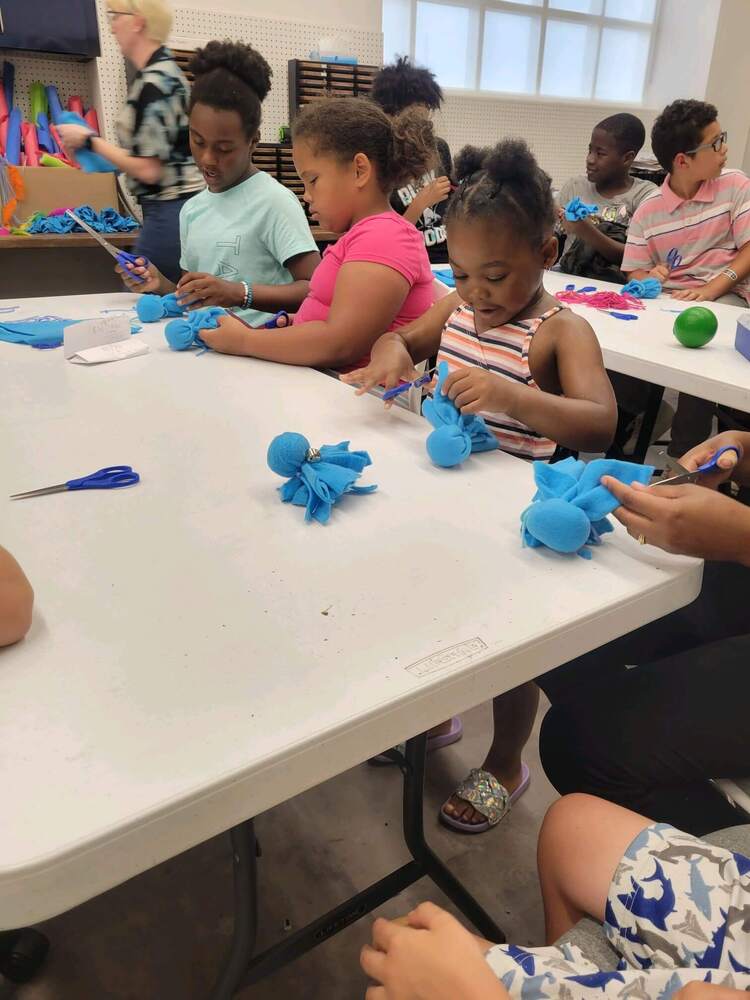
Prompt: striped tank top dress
<box><xmin>436</xmin><ymin>302</ymin><xmax>565</xmax><ymax>461</ymax></box>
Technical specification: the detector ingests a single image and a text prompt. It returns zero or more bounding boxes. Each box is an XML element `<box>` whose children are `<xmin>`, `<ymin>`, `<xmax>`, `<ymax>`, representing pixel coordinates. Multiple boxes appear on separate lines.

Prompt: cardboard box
<box><xmin>17</xmin><ymin>167</ymin><xmax>122</xmax><ymax>216</ymax></box>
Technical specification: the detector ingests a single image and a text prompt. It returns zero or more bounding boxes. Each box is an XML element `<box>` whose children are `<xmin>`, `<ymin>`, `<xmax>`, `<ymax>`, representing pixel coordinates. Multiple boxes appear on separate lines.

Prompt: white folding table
<box><xmin>0</xmin><ymin>293</ymin><xmax>702</xmax><ymax>996</ymax></box>
<box><xmin>541</xmin><ymin>270</ymin><xmax>750</xmax><ymax>413</ymax></box>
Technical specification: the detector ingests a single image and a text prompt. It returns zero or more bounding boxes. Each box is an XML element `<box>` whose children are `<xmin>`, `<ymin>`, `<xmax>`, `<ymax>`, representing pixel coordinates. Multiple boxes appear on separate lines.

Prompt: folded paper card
<box><xmin>64</xmin><ymin>315</ymin><xmax>139</xmax><ymax>363</ymax></box>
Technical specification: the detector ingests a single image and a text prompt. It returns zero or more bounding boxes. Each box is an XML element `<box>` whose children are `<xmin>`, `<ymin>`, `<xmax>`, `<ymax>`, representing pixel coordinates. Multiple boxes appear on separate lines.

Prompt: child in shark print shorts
<box><xmin>485</xmin><ymin>823</ymin><xmax>750</xmax><ymax>998</ymax></box>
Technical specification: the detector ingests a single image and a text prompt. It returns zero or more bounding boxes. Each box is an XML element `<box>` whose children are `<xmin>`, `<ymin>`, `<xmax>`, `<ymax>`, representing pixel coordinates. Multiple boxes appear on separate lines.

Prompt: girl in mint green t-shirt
<box><xmin>120</xmin><ymin>40</ymin><xmax>321</xmax><ymax>326</ymax></box>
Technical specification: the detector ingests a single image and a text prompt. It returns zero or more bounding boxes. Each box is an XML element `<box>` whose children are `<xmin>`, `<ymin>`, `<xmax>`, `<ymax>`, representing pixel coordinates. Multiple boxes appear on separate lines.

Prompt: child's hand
<box><xmin>196</xmin><ymin>314</ymin><xmax>245</xmax><ymax>354</ymax></box>
<box><xmin>418</xmin><ymin>176</ymin><xmax>452</xmax><ymax>209</ymax></box>
<box><xmin>561</xmin><ymin>216</ymin><xmax>591</xmax><ymax>238</ymax></box>
<box><xmin>177</xmin><ymin>273</ymin><xmax>244</xmax><ymax>309</ymax></box>
<box><xmin>671</xmin><ymin>288</ymin><xmax>713</xmax><ymax>302</ymax></box>
<box><xmin>679</xmin><ymin>431</ymin><xmax>743</xmax><ymax>488</ymax></box>
<box><xmin>441</xmin><ymin>367</ymin><xmax>518</xmax><ymax>415</ymax></box>
<box><xmin>117</xmin><ymin>257</ymin><xmax>162</xmax><ymax>294</ymax></box>
<box><xmin>341</xmin><ymin>339</ymin><xmax>422</xmax><ymax>408</ymax></box>
<box><xmin>649</xmin><ymin>264</ymin><xmax>671</xmax><ymax>282</ymax></box>
<box><xmin>674</xmin><ymin>984</ymin><xmax>750</xmax><ymax>999</ymax></box>
<box><xmin>360</xmin><ymin>902</ymin><xmax>508</xmax><ymax>1000</ymax></box>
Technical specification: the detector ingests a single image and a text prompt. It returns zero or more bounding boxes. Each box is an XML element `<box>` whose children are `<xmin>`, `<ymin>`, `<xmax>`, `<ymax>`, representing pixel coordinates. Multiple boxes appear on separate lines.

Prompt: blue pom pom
<box><xmin>524</xmin><ymin>498</ymin><xmax>591</xmax><ymax>554</ymax></box>
<box><xmin>137</xmin><ymin>294</ymin><xmax>165</xmax><ymax>323</ymax></box>
<box><xmin>267</xmin><ymin>432</ymin><xmax>311</xmax><ymax>477</ymax></box>
<box><xmin>426</xmin><ymin>424</ymin><xmax>472</xmax><ymax>468</ymax></box>
<box><xmin>164</xmin><ymin>318</ymin><xmax>196</xmax><ymax>351</ymax></box>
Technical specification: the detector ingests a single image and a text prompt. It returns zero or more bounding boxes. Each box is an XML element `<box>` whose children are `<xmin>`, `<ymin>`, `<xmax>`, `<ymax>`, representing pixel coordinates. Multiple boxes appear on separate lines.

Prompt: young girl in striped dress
<box><xmin>343</xmin><ymin>139</ymin><xmax>617</xmax><ymax>834</ymax></box>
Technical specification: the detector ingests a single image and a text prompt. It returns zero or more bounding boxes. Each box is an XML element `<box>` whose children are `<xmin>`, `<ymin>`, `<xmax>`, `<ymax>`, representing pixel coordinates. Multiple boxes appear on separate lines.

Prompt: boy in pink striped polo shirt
<box><xmin>623</xmin><ymin>100</ymin><xmax>750</xmax><ymax>454</ymax></box>
<box><xmin>623</xmin><ymin>100</ymin><xmax>750</xmax><ymax>304</ymax></box>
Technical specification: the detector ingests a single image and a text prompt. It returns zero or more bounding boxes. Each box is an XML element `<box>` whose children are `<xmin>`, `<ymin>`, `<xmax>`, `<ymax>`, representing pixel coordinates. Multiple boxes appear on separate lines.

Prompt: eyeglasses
<box><xmin>686</xmin><ymin>131</ymin><xmax>728</xmax><ymax>155</ymax></box>
<box><xmin>106</xmin><ymin>9</ymin><xmax>135</xmax><ymax>19</ymax></box>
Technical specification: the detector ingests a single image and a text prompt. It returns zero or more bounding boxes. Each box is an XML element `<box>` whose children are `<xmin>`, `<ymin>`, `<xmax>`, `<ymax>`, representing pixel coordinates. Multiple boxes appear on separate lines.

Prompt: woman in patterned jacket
<box><xmin>58</xmin><ymin>0</ymin><xmax>204</xmax><ymax>283</ymax></box>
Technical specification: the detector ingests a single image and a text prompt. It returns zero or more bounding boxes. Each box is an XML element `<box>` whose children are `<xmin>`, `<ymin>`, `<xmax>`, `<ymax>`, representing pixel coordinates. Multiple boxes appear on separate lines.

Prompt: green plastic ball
<box><xmin>673</xmin><ymin>306</ymin><xmax>718</xmax><ymax>348</ymax></box>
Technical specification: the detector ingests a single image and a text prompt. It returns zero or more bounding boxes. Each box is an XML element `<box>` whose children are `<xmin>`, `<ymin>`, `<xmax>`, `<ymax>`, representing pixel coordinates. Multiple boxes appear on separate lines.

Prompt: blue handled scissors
<box><xmin>382</xmin><ymin>367</ymin><xmax>437</xmax><ymax>401</ymax></box>
<box><xmin>651</xmin><ymin>445</ymin><xmax>740</xmax><ymax>488</ymax></box>
<box><xmin>264</xmin><ymin>310</ymin><xmax>289</xmax><ymax>329</ymax></box>
<box><xmin>667</xmin><ymin>248</ymin><xmax>683</xmax><ymax>270</ymax></box>
<box><xmin>10</xmin><ymin>465</ymin><xmax>140</xmax><ymax>500</ymax></box>
<box><xmin>65</xmin><ymin>210</ymin><xmax>150</xmax><ymax>284</ymax></box>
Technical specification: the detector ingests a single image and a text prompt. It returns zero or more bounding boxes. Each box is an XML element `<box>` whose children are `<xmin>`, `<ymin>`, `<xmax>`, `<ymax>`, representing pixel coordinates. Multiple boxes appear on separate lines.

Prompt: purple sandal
<box><xmin>368</xmin><ymin>717</ymin><xmax>463</xmax><ymax>767</ymax></box>
<box><xmin>439</xmin><ymin>762</ymin><xmax>531</xmax><ymax>834</ymax></box>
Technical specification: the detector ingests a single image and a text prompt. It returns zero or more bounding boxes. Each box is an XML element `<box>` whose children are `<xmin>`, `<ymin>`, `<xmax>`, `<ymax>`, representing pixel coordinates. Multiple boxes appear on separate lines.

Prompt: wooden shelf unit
<box><xmin>252</xmin><ymin>142</ymin><xmax>336</xmax><ymax>242</ymax></box>
<box><xmin>287</xmin><ymin>59</ymin><xmax>380</xmax><ymax>121</ymax></box>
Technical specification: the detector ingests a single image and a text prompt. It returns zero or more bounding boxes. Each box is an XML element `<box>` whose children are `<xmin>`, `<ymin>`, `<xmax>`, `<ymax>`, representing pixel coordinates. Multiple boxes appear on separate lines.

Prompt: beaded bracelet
<box><xmin>240</xmin><ymin>280</ymin><xmax>253</xmax><ymax>309</ymax></box>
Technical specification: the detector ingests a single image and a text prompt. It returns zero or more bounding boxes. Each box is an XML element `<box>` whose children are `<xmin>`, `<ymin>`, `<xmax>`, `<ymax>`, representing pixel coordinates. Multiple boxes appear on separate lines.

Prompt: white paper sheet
<box><xmin>68</xmin><ymin>338</ymin><xmax>150</xmax><ymax>365</ymax></box>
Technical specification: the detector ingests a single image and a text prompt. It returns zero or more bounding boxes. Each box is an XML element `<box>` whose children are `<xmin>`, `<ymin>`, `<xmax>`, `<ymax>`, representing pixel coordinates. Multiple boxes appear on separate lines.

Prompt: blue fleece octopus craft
<box><xmin>164</xmin><ymin>307</ymin><xmax>226</xmax><ymax>351</ymax></box>
<box><xmin>422</xmin><ymin>362</ymin><xmax>498</xmax><ymax>467</ymax></box>
<box><xmin>267</xmin><ymin>432</ymin><xmax>377</xmax><ymax>524</ymax></box>
<box><xmin>521</xmin><ymin>457</ymin><xmax>654</xmax><ymax>559</ymax></box>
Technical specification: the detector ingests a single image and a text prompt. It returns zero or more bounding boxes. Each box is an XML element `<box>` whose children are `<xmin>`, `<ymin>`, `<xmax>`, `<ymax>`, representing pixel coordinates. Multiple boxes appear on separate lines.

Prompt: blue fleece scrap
<box><xmin>0</xmin><ymin>318</ymin><xmax>79</xmax><ymax>348</ymax></box>
<box><xmin>621</xmin><ymin>278</ymin><xmax>662</xmax><ymax>299</ymax></box>
<box><xmin>56</xmin><ymin>111</ymin><xmax>118</xmax><ymax>173</ymax></box>
<box><xmin>564</xmin><ymin>196</ymin><xmax>598</xmax><ymax>221</ymax></box>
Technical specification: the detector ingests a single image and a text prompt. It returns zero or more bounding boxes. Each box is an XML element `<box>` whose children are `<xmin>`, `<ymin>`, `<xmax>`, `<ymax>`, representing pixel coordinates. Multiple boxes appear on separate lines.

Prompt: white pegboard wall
<box><xmin>92</xmin><ymin>0</ymin><xmax>383</xmax><ymax>145</ymax></box>
<box><xmin>91</xmin><ymin>0</ymin><xmax>129</xmax><ymax>143</ymax></box>
<box><xmin>0</xmin><ymin>51</ymin><xmax>92</xmax><ymax>122</ymax></box>
<box><xmin>434</xmin><ymin>95</ymin><xmax>659</xmax><ymax>189</ymax></box>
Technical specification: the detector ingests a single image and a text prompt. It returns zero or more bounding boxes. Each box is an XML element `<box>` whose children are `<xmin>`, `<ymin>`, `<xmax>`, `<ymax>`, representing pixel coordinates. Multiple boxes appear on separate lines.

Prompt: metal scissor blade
<box><xmin>9</xmin><ymin>483</ymin><xmax>68</xmax><ymax>500</ymax></box>
<box><xmin>650</xmin><ymin>458</ymin><xmax>699</xmax><ymax>488</ymax></box>
<box><xmin>65</xmin><ymin>210</ymin><xmax>120</xmax><ymax>259</ymax></box>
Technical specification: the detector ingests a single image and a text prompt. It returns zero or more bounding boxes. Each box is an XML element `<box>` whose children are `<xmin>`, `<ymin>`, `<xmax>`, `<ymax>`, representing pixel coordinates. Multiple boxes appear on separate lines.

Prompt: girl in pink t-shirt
<box><xmin>198</xmin><ymin>96</ymin><xmax>436</xmax><ymax>368</ymax></box>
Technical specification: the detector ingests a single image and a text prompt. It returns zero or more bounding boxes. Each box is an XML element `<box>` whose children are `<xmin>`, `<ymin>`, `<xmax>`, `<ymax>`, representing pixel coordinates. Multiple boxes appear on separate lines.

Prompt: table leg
<box><xmin>210</xmin><ymin>734</ymin><xmax>504</xmax><ymax>996</ymax></box>
<box><xmin>401</xmin><ymin>736</ymin><xmax>506</xmax><ymax>944</ymax></box>
<box><xmin>630</xmin><ymin>384</ymin><xmax>665</xmax><ymax>464</ymax></box>
<box><xmin>207</xmin><ymin>821</ymin><xmax>257</xmax><ymax>1000</ymax></box>
<box><xmin>0</xmin><ymin>928</ymin><xmax>49</xmax><ymax>994</ymax></box>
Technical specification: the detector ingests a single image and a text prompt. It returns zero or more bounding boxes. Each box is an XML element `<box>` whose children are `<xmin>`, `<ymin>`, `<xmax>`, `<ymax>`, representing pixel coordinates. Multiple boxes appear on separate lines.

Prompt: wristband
<box><xmin>722</xmin><ymin>267</ymin><xmax>739</xmax><ymax>282</ymax></box>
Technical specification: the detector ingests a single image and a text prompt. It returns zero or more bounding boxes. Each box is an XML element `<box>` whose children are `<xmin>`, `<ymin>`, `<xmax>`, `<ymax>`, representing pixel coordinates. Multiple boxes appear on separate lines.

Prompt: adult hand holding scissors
<box><xmin>601</xmin><ymin>431</ymin><xmax>750</xmax><ymax>562</ymax></box>
<box><xmin>600</xmin><ymin>477</ymin><xmax>747</xmax><ymax>561</ymax></box>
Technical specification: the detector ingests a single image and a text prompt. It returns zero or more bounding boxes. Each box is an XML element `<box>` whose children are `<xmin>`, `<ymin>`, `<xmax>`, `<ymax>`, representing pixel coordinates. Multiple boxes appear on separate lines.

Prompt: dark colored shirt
<box><xmin>115</xmin><ymin>46</ymin><xmax>204</xmax><ymax>202</ymax></box>
<box><xmin>390</xmin><ymin>136</ymin><xmax>453</xmax><ymax>264</ymax></box>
